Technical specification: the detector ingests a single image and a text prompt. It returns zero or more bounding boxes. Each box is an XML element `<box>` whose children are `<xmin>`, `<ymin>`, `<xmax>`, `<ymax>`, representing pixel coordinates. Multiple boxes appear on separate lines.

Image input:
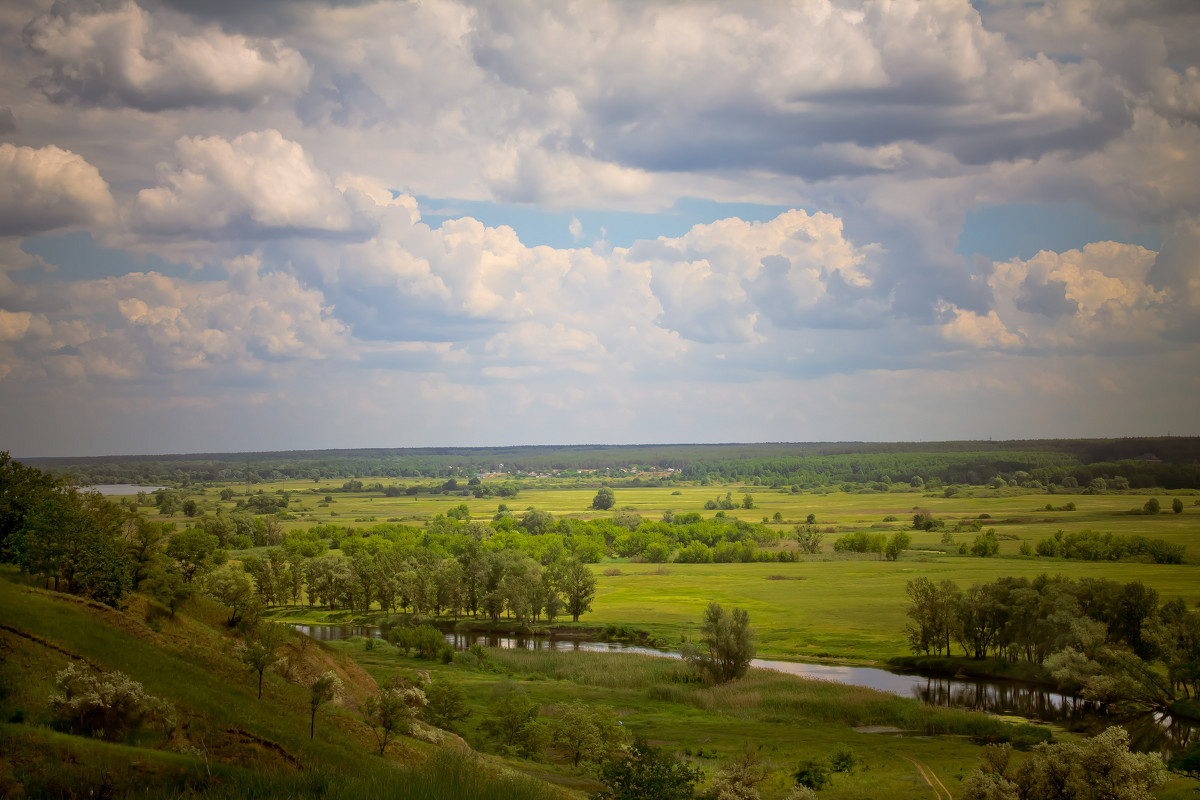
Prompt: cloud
<box><xmin>24</xmin><ymin>1</ymin><xmax>311</xmax><ymax>111</ymax></box>
<box><xmin>969</xmin><ymin>241</ymin><xmax>1168</xmax><ymax>353</ymax></box>
<box><xmin>0</xmin><ymin>144</ymin><xmax>115</xmax><ymax>237</ymax></box>
<box><xmin>1</xmin><ymin>253</ymin><xmax>352</xmax><ymax>385</ymax></box>
<box><xmin>131</xmin><ymin>130</ymin><xmax>371</xmax><ymax>239</ymax></box>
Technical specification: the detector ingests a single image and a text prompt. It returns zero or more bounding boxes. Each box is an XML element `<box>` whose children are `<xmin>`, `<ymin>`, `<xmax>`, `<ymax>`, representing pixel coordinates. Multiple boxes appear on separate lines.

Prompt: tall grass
<box><xmin>490</xmin><ymin>648</ymin><xmax>1049</xmax><ymax>747</ymax></box>
<box><xmin>488</xmin><ymin>648</ymin><xmax>685</xmax><ymax>688</ymax></box>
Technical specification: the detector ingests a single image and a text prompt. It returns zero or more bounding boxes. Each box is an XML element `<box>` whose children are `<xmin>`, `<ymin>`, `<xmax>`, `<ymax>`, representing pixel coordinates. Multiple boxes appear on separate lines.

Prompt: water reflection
<box><xmin>291</xmin><ymin>623</ymin><xmax>1195</xmax><ymax>756</ymax></box>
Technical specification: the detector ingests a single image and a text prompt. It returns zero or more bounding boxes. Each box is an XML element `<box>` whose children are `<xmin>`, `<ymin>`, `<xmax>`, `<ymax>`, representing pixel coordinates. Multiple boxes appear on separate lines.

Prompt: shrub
<box><xmin>49</xmin><ymin>663</ymin><xmax>176</xmax><ymax>741</ymax></box>
<box><xmin>793</xmin><ymin>759</ymin><xmax>832</xmax><ymax>790</ymax></box>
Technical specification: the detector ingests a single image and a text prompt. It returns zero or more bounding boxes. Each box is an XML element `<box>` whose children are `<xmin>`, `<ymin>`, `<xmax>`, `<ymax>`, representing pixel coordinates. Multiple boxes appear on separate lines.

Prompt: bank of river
<box><xmin>293</xmin><ymin>623</ymin><xmax>1195</xmax><ymax>756</ymax></box>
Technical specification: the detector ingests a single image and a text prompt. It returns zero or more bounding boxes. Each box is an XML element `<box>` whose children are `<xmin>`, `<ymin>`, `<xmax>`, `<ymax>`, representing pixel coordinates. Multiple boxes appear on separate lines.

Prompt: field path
<box><xmin>899</xmin><ymin>754</ymin><xmax>953</xmax><ymax>800</ymax></box>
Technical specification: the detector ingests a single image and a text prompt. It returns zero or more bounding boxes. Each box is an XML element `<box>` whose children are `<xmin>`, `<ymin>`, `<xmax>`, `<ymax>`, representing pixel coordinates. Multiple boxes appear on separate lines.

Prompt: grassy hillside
<box><xmin>0</xmin><ymin>566</ymin><xmax>568</xmax><ymax>800</ymax></box>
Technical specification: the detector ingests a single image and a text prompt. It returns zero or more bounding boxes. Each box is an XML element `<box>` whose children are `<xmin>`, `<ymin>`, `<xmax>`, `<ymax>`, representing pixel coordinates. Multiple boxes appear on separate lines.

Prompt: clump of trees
<box><xmin>1035</xmin><ymin>529</ymin><xmax>1185</xmax><ymax>564</ymax></box>
<box><xmin>959</xmin><ymin>729</ymin><xmax>1164</xmax><ymax>800</ymax></box>
<box><xmin>904</xmin><ymin>574</ymin><xmax>1200</xmax><ymax>706</ymax></box>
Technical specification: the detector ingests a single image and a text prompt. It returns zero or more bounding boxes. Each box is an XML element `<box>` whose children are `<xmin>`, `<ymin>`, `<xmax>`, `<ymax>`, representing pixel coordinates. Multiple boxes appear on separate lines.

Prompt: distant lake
<box><xmin>82</xmin><ymin>484</ymin><xmax>166</xmax><ymax>496</ymax></box>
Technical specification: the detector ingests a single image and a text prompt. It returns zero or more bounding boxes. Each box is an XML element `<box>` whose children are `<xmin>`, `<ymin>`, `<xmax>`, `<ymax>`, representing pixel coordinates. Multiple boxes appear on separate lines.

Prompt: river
<box><xmin>292</xmin><ymin>623</ymin><xmax>1196</xmax><ymax>756</ymax></box>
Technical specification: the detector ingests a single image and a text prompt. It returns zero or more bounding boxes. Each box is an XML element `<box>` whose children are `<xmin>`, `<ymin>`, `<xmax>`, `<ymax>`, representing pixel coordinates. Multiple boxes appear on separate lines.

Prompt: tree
<box><xmin>1144</xmin><ymin>497</ymin><xmax>1161</xmax><ymax>515</ymax></box>
<box><xmin>146</xmin><ymin>568</ymin><xmax>192</xmax><ymax>618</ymax></box>
<box><xmin>13</xmin><ymin>487</ymin><xmax>131</xmax><ymax>606</ymax></box>
<box><xmin>597</xmin><ymin>736</ymin><xmax>702</xmax><ymax>800</ymax></box>
<box><xmin>684</xmin><ymin>602</ymin><xmax>755</xmax><ymax>684</ymax></box>
<box><xmin>793</xmin><ymin>525</ymin><xmax>823</xmax><ymax>554</ymax></box>
<box><xmin>123</xmin><ymin>516</ymin><xmax>169</xmax><ymax>589</ymax></box>
<box><xmin>237</xmin><ymin>625</ymin><xmax>283</xmax><ymax>700</ymax></box>
<box><xmin>520</xmin><ymin>509</ymin><xmax>555</xmax><ymax>536</ymax></box>
<box><xmin>555</xmin><ymin>557</ymin><xmax>597</xmax><ymax>622</ymax></box>
<box><xmin>884</xmin><ymin>531</ymin><xmax>911</xmax><ymax>561</ymax></box>
<box><xmin>0</xmin><ymin>452</ymin><xmax>61</xmax><ymax>561</ymax></box>
<box><xmin>165</xmin><ymin>527</ymin><xmax>219</xmax><ymax>582</ymax></box>
<box><xmin>422</xmin><ymin>681</ymin><xmax>470</xmax><ymax>730</ymax></box>
<box><xmin>903</xmin><ymin>577</ymin><xmax>960</xmax><ymax>657</ymax></box>
<box><xmin>1173</xmin><ymin>497</ymin><xmax>1185</xmax><ymax>514</ymax></box>
<box><xmin>550</xmin><ymin>701</ymin><xmax>623</xmax><ymax>767</ymax></box>
<box><xmin>592</xmin><ymin>487</ymin><xmax>615</xmax><ymax>511</ymax></box>
<box><xmin>740</xmin><ymin>493</ymin><xmax>754</xmax><ymax>510</ymax></box>
<box><xmin>480</xmin><ymin>684</ymin><xmax>545</xmax><ymax>757</ymax></box>
<box><xmin>204</xmin><ymin>565</ymin><xmax>262</xmax><ymax>630</ymax></box>
<box><xmin>309</xmin><ymin>671</ymin><xmax>343</xmax><ymax>740</ymax></box>
<box><xmin>971</xmin><ymin>529</ymin><xmax>1000</xmax><ymax>557</ymax></box>
<box><xmin>364</xmin><ymin>685</ymin><xmax>426</xmax><ymax>756</ymax></box>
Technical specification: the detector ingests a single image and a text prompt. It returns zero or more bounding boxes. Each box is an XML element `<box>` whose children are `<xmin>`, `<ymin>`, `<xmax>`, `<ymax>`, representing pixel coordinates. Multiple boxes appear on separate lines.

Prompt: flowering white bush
<box><xmin>49</xmin><ymin>662</ymin><xmax>176</xmax><ymax>741</ymax></box>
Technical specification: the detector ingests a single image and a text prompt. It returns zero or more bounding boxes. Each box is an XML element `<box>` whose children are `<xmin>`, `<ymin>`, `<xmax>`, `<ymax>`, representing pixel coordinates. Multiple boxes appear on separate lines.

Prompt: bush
<box><xmin>49</xmin><ymin>663</ymin><xmax>176</xmax><ymax>741</ymax></box>
<box><xmin>793</xmin><ymin>759</ymin><xmax>832</xmax><ymax>790</ymax></box>
<box><xmin>830</xmin><ymin>744</ymin><xmax>861</xmax><ymax>774</ymax></box>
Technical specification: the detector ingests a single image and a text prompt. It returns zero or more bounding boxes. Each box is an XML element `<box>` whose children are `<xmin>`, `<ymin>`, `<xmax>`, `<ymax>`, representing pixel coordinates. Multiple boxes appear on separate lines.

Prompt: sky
<box><xmin>1</xmin><ymin>0</ymin><xmax>1198</xmax><ymax>458</ymax></box>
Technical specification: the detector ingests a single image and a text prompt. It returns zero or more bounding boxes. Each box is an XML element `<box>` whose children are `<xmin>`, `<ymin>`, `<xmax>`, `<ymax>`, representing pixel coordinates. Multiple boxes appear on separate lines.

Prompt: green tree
<box><xmin>364</xmin><ymin>685</ymin><xmax>426</xmax><ymax>756</ymax></box>
<box><xmin>309</xmin><ymin>671</ymin><xmax>343</xmax><ymax>740</ymax></box>
<box><xmin>884</xmin><ymin>531</ymin><xmax>911</xmax><ymax>561</ymax></box>
<box><xmin>422</xmin><ymin>681</ymin><xmax>470</xmax><ymax>730</ymax></box>
<box><xmin>597</xmin><ymin>736</ymin><xmax>702</xmax><ymax>800</ymax></box>
<box><xmin>204</xmin><ymin>565</ymin><xmax>262</xmax><ymax>630</ymax></box>
<box><xmin>550</xmin><ymin>701</ymin><xmax>623</xmax><ymax>767</ymax></box>
<box><xmin>740</xmin><ymin>493</ymin><xmax>754</xmax><ymax>510</ymax></box>
<box><xmin>14</xmin><ymin>488</ymin><xmax>130</xmax><ymax>606</ymax></box>
<box><xmin>480</xmin><ymin>684</ymin><xmax>544</xmax><ymax>758</ymax></box>
<box><xmin>145</xmin><ymin>568</ymin><xmax>192</xmax><ymax>618</ymax></box>
<box><xmin>971</xmin><ymin>529</ymin><xmax>1001</xmax><ymax>557</ymax></box>
<box><xmin>165</xmin><ymin>527</ymin><xmax>219</xmax><ymax>582</ymax></box>
<box><xmin>793</xmin><ymin>525</ymin><xmax>823</xmax><ymax>554</ymax></box>
<box><xmin>237</xmin><ymin>625</ymin><xmax>283</xmax><ymax>700</ymax></box>
<box><xmin>1144</xmin><ymin>497</ymin><xmax>1161</xmax><ymax>515</ymax></box>
<box><xmin>684</xmin><ymin>602</ymin><xmax>755</xmax><ymax>684</ymax></box>
<box><xmin>0</xmin><ymin>452</ymin><xmax>61</xmax><ymax>561</ymax></box>
<box><xmin>1173</xmin><ymin>497</ymin><xmax>1185</xmax><ymax>514</ymax></box>
<box><xmin>555</xmin><ymin>557</ymin><xmax>597</xmax><ymax>622</ymax></box>
<box><xmin>592</xmin><ymin>487</ymin><xmax>615</xmax><ymax>510</ymax></box>
<box><xmin>123</xmin><ymin>516</ymin><xmax>169</xmax><ymax>589</ymax></box>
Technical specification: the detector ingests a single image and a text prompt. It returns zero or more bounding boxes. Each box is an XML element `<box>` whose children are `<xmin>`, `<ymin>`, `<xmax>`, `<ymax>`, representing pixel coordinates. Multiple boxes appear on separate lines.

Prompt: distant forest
<box><xmin>22</xmin><ymin>438</ymin><xmax>1200</xmax><ymax>490</ymax></box>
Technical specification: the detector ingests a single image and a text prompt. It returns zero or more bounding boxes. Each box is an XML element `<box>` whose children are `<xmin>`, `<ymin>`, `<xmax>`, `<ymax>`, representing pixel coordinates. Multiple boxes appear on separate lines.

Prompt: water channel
<box><xmin>293</xmin><ymin>624</ymin><xmax>1196</xmax><ymax>756</ymax></box>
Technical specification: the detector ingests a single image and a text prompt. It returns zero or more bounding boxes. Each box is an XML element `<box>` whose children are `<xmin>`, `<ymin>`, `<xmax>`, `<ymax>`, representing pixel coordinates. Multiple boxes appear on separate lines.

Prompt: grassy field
<box><xmin>584</xmin><ymin>558</ymin><xmax>1200</xmax><ymax>663</ymax></box>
